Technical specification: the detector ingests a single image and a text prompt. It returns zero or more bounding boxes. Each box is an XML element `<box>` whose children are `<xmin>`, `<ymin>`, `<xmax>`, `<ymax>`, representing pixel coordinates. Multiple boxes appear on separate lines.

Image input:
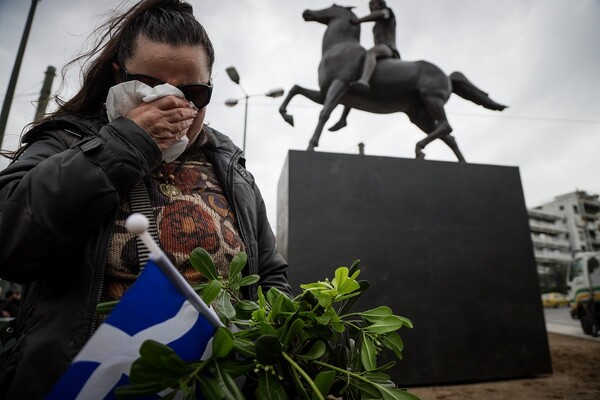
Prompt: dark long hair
<box><xmin>2</xmin><ymin>0</ymin><xmax>215</xmax><ymax>160</ymax></box>
<box><xmin>54</xmin><ymin>0</ymin><xmax>214</xmax><ymax>118</ymax></box>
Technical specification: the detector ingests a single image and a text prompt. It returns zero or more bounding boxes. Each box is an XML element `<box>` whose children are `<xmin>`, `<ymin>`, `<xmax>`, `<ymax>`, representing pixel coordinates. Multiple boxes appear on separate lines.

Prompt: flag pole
<box><xmin>126</xmin><ymin>213</ymin><xmax>224</xmax><ymax>328</ymax></box>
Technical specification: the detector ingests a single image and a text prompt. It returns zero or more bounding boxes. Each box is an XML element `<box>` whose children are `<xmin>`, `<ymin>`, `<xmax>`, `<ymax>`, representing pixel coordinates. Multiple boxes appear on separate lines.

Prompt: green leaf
<box><xmin>213</xmin><ymin>327</ymin><xmax>235</xmax><ymax>358</ymax></box>
<box><xmin>96</xmin><ymin>299</ymin><xmax>119</xmax><ymax>315</ymax></box>
<box><xmin>255</xmin><ymin>334</ymin><xmax>282</xmax><ymax>365</ymax></box>
<box><xmin>355</xmin><ymin>381</ymin><xmax>382</xmax><ymax>399</ymax></box>
<box><xmin>365</xmin><ymin>371</ymin><xmax>392</xmax><ymax>383</ymax></box>
<box><xmin>233</xmin><ymin>337</ymin><xmax>256</xmax><ymax>357</ymax></box>
<box><xmin>237</xmin><ymin>299</ymin><xmax>260</xmax><ymax>311</ymax></box>
<box><xmin>382</xmin><ymin>331</ymin><xmax>404</xmax><ymax>360</ymax></box>
<box><xmin>313</xmin><ymin>370</ymin><xmax>335</xmax><ymax>399</ymax></box>
<box><xmin>298</xmin><ymin>340</ymin><xmax>326</xmax><ymax>360</ymax></box>
<box><xmin>128</xmin><ymin>358</ymin><xmax>173</xmax><ymax>385</ymax></box>
<box><xmin>318</xmin><ymin>292</ymin><xmax>332</xmax><ymax>308</ymax></box>
<box><xmin>218</xmin><ymin>358</ymin><xmax>256</xmax><ymax>377</ymax></box>
<box><xmin>334</xmin><ymin>267</ymin><xmax>360</xmax><ymax>295</ymax></box>
<box><xmin>257</xmin><ymin>286</ymin><xmax>266</xmax><ymax>309</ymax></box>
<box><xmin>315</xmin><ymin>314</ymin><xmax>331</xmax><ymax>325</ymax></box>
<box><xmin>214</xmin><ymin>362</ymin><xmax>244</xmax><ymax>400</ymax></box>
<box><xmin>378</xmin><ymin>386</ymin><xmax>422</xmax><ymax>400</ymax></box>
<box><xmin>161</xmin><ymin>354</ymin><xmax>188</xmax><ymax>374</ymax></box>
<box><xmin>197</xmin><ymin>376</ymin><xmax>225</xmax><ymax>400</ymax></box>
<box><xmin>365</xmin><ymin>316</ymin><xmax>405</xmax><ymax>334</ymax></box>
<box><xmin>300</xmin><ymin>281</ymin><xmax>334</xmax><ymax>291</ymax></box>
<box><xmin>256</xmin><ymin>372</ymin><xmax>287</xmax><ymax>400</ymax></box>
<box><xmin>229</xmin><ymin>251</ymin><xmax>248</xmax><ymax>279</ymax></box>
<box><xmin>349</xmin><ymin>259</ymin><xmax>361</xmax><ymax>275</ymax></box>
<box><xmin>283</xmin><ymin>318</ymin><xmax>305</xmax><ymax>347</ymax></box>
<box><xmin>279</xmin><ymin>291</ymin><xmax>296</xmax><ymax>312</ymax></box>
<box><xmin>139</xmin><ymin>340</ymin><xmax>178</xmax><ymax>369</ymax></box>
<box><xmin>374</xmin><ymin>360</ymin><xmax>397</xmax><ymax>372</ymax></box>
<box><xmin>338</xmin><ymin>280</ymin><xmax>370</xmax><ymax>315</ymax></box>
<box><xmin>289</xmin><ymin>366</ymin><xmax>311</xmax><ymax>400</ymax></box>
<box><xmin>333</xmin><ymin>267</ymin><xmax>349</xmax><ymax>290</ymax></box>
<box><xmin>237</xmin><ymin>274</ymin><xmax>260</xmax><ymax>287</ymax></box>
<box><xmin>266</xmin><ymin>287</ymin><xmax>286</xmax><ymax>307</ymax></box>
<box><xmin>215</xmin><ymin>291</ymin><xmax>236</xmax><ymax>320</ymax></box>
<box><xmin>268</xmin><ymin>293</ymin><xmax>284</xmax><ymax>322</ymax></box>
<box><xmin>324</xmin><ymin>307</ymin><xmax>345</xmax><ymax>333</ymax></box>
<box><xmin>202</xmin><ymin>280</ymin><xmax>222</xmax><ymax>304</ymax></box>
<box><xmin>189</xmin><ymin>248</ymin><xmax>218</xmax><ymax>280</ymax></box>
<box><xmin>234</xmin><ymin>299</ymin><xmax>260</xmax><ymax>320</ymax></box>
<box><xmin>360</xmin><ymin>306</ymin><xmax>393</xmax><ymax>322</ymax></box>
<box><xmin>361</xmin><ymin>335</ymin><xmax>377</xmax><ymax>371</ymax></box>
<box><xmin>399</xmin><ymin>316</ymin><xmax>414</xmax><ymax>329</ymax></box>
<box><xmin>258</xmin><ymin>321</ymin><xmax>277</xmax><ymax>336</ymax></box>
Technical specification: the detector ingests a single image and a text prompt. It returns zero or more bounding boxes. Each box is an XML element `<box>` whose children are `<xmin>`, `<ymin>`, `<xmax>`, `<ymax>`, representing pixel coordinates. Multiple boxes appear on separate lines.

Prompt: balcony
<box><xmin>531</xmin><ymin>235</ymin><xmax>571</xmax><ymax>249</ymax></box>
<box><xmin>533</xmin><ymin>249</ymin><xmax>572</xmax><ymax>263</ymax></box>
<box><xmin>529</xmin><ymin>220</ymin><xmax>567</xmax><ymax>234</ymax></box>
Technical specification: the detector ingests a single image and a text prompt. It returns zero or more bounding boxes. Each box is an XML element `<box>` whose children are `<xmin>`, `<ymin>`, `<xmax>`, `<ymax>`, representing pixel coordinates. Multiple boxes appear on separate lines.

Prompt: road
<box><xmin>543</xmin><ymin>306</ymin><xmax>600</xmax><ymax>341</ymax></box>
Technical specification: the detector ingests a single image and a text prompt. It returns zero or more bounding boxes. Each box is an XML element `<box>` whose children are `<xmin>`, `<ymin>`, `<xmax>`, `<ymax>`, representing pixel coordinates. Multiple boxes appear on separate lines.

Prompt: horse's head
<box><xmin>303</xmin><ymin>4</ymin><xmax>356</xmax><ymax>25</ymax></box>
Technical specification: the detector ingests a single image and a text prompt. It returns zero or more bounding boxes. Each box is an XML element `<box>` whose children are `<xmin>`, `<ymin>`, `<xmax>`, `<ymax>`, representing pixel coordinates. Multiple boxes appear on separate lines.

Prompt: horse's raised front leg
<box><xmin>328</xmin><ymin>106</ymin><xmax>351</xmax><ymax>132</ymax></box>
<box><xmin>309</xmin><ymin>79</ymin><xmax>348</xmax><ymax>150</ymax></box>
<box><xmin>279</xmin><ymin>85</ymin><xmax>324</xmax><ymax>127</ymax></box>
<box><xmin>414</xmin><ymin>94</ymin><xmax>454</xmax><ymax>160</ymax></box>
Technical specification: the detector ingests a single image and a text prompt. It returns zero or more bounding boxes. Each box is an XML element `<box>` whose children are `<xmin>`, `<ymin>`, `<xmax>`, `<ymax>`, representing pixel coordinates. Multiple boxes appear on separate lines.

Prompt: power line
<box><xmin>214</xmin><ymin>100</ymin><xmax>600</xmax><ymax>126</ymax></box>
<box><xmin>449</xmin><ymin>112</ymin><xmax>600</xmax><ymax>125</ymax></box>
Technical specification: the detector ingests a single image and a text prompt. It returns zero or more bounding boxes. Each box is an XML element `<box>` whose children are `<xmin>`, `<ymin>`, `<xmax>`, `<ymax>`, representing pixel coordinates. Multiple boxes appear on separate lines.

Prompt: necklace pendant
<box><xmin>159</xmin><ymin>183</ymin><xmax>182</xmax><ymax>198</ymax></box>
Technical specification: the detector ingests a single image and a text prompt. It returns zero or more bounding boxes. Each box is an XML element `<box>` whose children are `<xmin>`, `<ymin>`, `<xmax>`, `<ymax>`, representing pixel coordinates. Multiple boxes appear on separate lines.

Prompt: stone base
<box><xmin>277</xmin><ymin>150</ymin><xmax>552</xmax><ymax>386</ymax></box>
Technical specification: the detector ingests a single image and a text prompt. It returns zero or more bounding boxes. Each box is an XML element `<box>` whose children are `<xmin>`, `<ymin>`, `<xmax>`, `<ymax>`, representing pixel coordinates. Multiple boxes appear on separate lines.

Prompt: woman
<box><xmin>0</xmin><ymin>1</ymin><xmax>291</xmax><ymax>398</ymax></box>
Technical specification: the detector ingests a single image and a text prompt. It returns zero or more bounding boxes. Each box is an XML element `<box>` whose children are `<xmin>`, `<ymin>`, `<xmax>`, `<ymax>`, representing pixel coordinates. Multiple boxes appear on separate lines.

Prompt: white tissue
<box><xmin>106</xmin><ymin>81</ymin><xmax>191</xmax><ymax>162</ymax></box>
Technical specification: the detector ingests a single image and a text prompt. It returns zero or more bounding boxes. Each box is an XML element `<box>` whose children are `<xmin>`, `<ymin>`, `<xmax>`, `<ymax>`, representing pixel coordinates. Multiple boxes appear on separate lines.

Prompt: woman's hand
<box><xmin>124</xmin><ymin>95</ymin><xmax>197</xmax><ymax>150</ymax></box>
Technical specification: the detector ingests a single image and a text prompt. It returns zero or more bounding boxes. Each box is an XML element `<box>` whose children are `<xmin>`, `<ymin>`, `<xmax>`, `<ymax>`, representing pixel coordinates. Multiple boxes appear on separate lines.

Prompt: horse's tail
<box><xmin>449</xmin><ymin>72</ymin><xmax>507</xmax><ymax>111</ymax></box>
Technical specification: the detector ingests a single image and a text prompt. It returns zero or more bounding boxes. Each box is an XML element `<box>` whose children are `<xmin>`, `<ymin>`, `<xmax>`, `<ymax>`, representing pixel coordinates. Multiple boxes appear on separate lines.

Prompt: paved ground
<box><xmin>544</xmin><ymin>306</ymin><xmax>600</xmax><ymax>342</ymax></box>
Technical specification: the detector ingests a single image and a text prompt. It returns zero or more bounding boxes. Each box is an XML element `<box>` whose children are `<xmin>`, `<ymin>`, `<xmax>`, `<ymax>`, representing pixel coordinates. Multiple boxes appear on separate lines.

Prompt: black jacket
<box><xmin>0</xmin><ymin>110</ymin><xmax>290</xmax><ymax>399</ymax></box>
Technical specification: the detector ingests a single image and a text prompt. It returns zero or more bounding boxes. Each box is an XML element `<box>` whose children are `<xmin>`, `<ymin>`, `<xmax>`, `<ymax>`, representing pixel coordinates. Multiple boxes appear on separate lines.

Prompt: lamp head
<box><xmin>266</xmin><ymin>88</ymin><xmax>285</xmax><ymax>98</ymax></box>
<box><xmin>226</xmin><ymin>66</ymin><xmax>240</xmax><ymax>84</ymax></box>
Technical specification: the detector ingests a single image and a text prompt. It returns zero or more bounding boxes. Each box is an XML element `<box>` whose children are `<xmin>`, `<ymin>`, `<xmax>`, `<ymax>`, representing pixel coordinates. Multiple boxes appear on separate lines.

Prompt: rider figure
<box><xmin>349</xmin><ymin>0</ymin><xmax>400</xmax><ymax>92</ymax></box>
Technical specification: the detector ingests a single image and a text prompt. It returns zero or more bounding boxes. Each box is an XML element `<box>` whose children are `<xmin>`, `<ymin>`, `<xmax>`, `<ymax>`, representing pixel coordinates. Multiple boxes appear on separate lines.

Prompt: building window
<box><xmin>573</xmin><ymin>205</ymin><xmax>578</xmax><ymax>213</ymax></box>
<box><xmin>559</xmin><ymin>205</ymin><xmax>564</xmax><ymax>210</ymax></box>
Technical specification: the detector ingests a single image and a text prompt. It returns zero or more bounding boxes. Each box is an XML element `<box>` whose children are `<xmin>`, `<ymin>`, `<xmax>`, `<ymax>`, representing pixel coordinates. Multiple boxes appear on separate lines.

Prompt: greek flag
<box><xmin>45</xmin><ymin>259</ymin><xmax>217</xmax><ymax>400</ymax></box>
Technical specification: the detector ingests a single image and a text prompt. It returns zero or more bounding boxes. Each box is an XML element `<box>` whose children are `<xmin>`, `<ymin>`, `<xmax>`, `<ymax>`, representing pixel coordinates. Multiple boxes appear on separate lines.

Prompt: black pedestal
<box><xmin>277</xmin><ymin>150</ymin><xmax>552</xmax><ymax>386</ymax></box>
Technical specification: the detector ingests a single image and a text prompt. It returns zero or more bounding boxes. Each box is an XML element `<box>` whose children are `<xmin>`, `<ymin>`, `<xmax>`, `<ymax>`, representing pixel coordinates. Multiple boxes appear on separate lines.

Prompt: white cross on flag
<box><xmin>45</xmin><ymin>259</ymin><xmax>217</xmax><ymax>399</ymax></box>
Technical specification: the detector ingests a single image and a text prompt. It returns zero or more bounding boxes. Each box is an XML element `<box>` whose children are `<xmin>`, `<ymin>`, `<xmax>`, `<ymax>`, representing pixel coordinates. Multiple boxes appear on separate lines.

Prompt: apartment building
<box><xmin>529</xmin><ymin>190</ymin><xmax>600</xmax><ymax>292</ymax></box>
<box><xmin>533</xmin><ymin>190</ymin><xmax>600</xmax><ymax>253</ymax></box>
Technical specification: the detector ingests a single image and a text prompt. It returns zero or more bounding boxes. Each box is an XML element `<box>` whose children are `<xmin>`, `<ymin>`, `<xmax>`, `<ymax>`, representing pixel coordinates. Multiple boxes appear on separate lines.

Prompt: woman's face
<box><xmin>120</xmin><ymin>35</ymin><xmax>211</xmax><ymax>147</ymax></box>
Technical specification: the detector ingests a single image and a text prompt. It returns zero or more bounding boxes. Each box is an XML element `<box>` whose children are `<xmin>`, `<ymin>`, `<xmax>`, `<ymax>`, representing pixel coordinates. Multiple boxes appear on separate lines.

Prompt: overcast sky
<box><xmin>1</xmin><ymin>0</ymin><xmax>599</xmax><ymax>230</ymax></box>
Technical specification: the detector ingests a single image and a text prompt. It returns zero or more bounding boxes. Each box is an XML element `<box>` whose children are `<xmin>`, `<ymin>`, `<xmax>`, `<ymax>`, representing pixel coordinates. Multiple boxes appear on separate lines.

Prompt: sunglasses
<box><xmin>119</xmin><ymin>66</ymin><xmax>213</xmax><ymax>109</ymax></box>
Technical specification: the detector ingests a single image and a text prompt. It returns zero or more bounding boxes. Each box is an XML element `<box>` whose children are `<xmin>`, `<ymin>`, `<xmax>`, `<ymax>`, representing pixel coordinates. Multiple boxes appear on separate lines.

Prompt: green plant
<box><xmin>98</xmin><ymin>249</ymin><xmax>419</xmax><ymax>400</ymax></box>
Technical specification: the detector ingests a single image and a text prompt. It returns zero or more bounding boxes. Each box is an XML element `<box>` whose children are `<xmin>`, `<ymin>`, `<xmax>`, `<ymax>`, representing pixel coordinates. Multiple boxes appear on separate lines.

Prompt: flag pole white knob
<box><xmin>125</xmin><ymin>213</ymin><xmax>149</xmax><ymax>235</ymax></box>
<box><xmin>126</xmin><ymin>213</ymin><xmax>161</xmax><ymax>259</ymax></box>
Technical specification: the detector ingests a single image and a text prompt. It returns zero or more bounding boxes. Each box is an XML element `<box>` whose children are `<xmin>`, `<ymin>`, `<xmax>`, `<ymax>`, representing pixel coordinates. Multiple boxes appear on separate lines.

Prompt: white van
<box><xmin>566</xmin><ymin>252</ymin><xmax>600</xmax><ymax>336</ymax></box>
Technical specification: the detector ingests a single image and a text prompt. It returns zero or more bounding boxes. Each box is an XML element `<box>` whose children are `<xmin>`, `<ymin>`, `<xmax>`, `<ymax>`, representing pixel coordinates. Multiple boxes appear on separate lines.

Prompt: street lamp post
<box><xmin>225</xmin><ymin>66</ymin><xmax>284</xmax><ymax>153</ymax></box>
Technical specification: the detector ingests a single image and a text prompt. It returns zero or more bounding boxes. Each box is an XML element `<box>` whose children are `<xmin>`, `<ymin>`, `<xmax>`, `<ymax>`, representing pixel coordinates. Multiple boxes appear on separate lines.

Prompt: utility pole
<box><xmin>34</xmin><ymin>66</ymin><xmax>56</xmax><ymax>123</ymax></box>
<box><xmin>0</xmin><ymin>0</ymin><xmax>41</xmax><ymax>147</ymax></box>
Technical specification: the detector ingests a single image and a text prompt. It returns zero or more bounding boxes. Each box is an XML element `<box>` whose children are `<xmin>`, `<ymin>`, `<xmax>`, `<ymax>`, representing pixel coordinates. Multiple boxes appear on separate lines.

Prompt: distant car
<box><xmin>542</xmin><ymin>292</ymin><xmax>569</xmax><ymax>308</ymax></box>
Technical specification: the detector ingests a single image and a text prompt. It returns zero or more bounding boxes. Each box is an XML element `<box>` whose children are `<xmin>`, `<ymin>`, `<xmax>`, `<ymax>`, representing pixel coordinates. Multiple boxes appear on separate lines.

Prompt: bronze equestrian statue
<box><xmin>278</xmin><ymin>4</ymin><xmax>507</xmax><ymax>162</ymax></box>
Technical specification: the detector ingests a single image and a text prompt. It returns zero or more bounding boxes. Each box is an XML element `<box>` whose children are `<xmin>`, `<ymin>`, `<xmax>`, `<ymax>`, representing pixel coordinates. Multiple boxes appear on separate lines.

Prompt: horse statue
<box><xmin>278</xmin><ymin>4</ymin><xmax>507</xmax><ymax>162</ymax></box>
